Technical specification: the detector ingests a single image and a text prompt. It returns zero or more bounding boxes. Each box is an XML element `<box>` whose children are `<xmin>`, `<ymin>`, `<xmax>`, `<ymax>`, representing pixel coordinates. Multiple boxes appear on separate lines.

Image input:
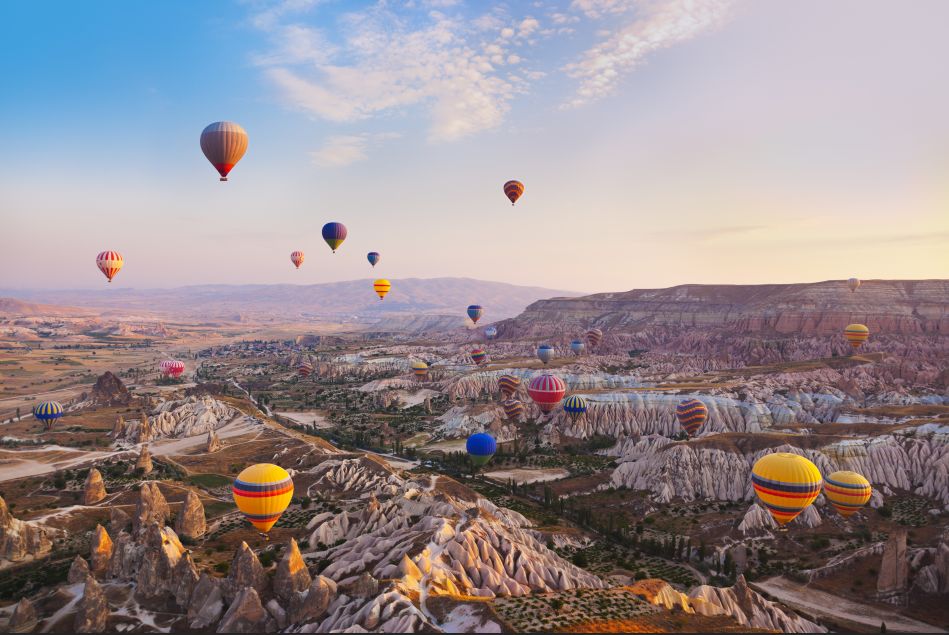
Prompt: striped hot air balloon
<box><xmin>823</xmin><ymin>470</ymin><xmax>872</xmax><ymax>518</ymax></box>
<box><xmin>563</xmin><ymin>395</ymin><xmax>587</xmax><ymax>422</ymax></box>
<box><xmin>537</xmin><ymin>344</ymin><xmax>554</xmax><ymax>365</ymax></box>
<box><xmin>501</xmin><ymin>399</ymin><xmax>525</xmax><ymax>421</ymax></box>
<box><xmin>96</xmin><ymin>251</ymin><xmax>123</xmax><ymax>283</ymax></box>
<box><xmin>585</xmin><ymin>328</ymin><xmax>603</xmax><ymax>348</ymax></box>
<box><xmin>527</xmin><ymin>373</ymin><xmax>566</xmax><ymax>414</ymax></box>
<box><xmin>498</xmin><ymin>374</ymin><xmax>521</xmax><ymax>398</ymax></box>
<box><xmin>675</xmin><ymin>399</ymin><xmax>708</xmax><ymax>438</ymax></box>
<box><xmin>467</xmin><ymin>305</ymin><xmax>484</xmax><ymax>324</ymax></box>
<box><xmin>373</xmin><ymin>279</ymin><xmax>391</xmax><ymax>300</ymax></box>
<box><xmin>411</xmin><ymin>360</ymin><xmax>428</xmax><ymax>380</ymax></box>
<box><xmin>367</xmin><ymin>252</ymin><xmax>380</xmax><ymax>267</ymax></box>
<box><xmin>33</xmin><ymin>401</ymin><xmax>63</xmax><ymax>430</ymax></box>
<box><xmin>847</xmin><ymin>278</ymin><xmax>861</xmax><ymax>293</ymax></box>
<box><xmin>466</xmin><ymin>433</ymin><xmax>496</xmax><ymax>467</ymax></box>
<box><xmin>322</xmin><ymin>222</ymin><xmax>348</xmax><ymax>253</ymax></box>
<box><xmin>200</xmin><ymin>121</ymin><xmax>248</xmax><ymax>182</ymax></box>
<box><xmin>503</xmin><ymin>180</ymin><xmax>524</xmax><ymax>206</ymax></box>
<box><xmin>291</xmin><ymin>251</ymin><xmax>305</xmax><ymax>269</ymax></box>
<box><xmin>844</xmin><ymin>324</ymin><xmax>869</xmax><ymax>349</ymax></box>
<box><xmin>297</xmin><ymin>359</ymin><xmax>313</xmax><ymax>378</ymax></box>
<box><xmin>470</xmin><ymin>348</ymin><xmax>488</xmax><ymax>366</ymax></box>
<box><xmin>232</xmin><ymin>464</ymin><xmax>294</xmax><ymax>533</ymax></box>
<box><xmin>484</xmin><ymin>326</ymin><xmax>498</xmax><ymax>340</ymax></box>
<box><xmin>570</xmin><ymin>339</ymin><xmax>585</xmax><ymax>355</ymax></box>
<box><xmin>751</xmin><ymin>453</ymin><xmax>823</xmax><ymax>526</ymax></box>
<box><xmin>159</xmin><ymin>360</ymin><xmax>185</xmax><ymax>379</ymax></box>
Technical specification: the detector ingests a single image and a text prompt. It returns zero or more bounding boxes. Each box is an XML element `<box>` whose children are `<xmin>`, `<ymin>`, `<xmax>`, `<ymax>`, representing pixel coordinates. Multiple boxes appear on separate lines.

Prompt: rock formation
<box><xmin>133</xmin><ymin>482</ymin><xmax>169</xmax><ymax>532</ymax></box>
<box><xmin>223</xmin><ymin>541</ymin><xmax>268</xmax><ymax>602</ymax></box>
<box><xmin>689</xmin><ymin>575</ymin><xmax>825</xmax><ymax>633</ymax></box>
<box><xmin>117</xmin><ymin>396</ymin><xmax>236</xmax><ymax>442</ymax></box>
<box><xmin>207</xmin><ymin>429</ymin><xmax>223</xmax><ymax>452</ymax></box>
<box><xmin>274</xmin><ymin>538</ymin><xmax>311</xmax><ymax>601</ymax></box>
<box><xmin>217</xmin><ymin>587</ymin><xmax>276</xmax><ymax>633</ymax></box>
<box><xmin>7</xmin><ymin>597</ymin><xmax>38</xmax><ymax>633</ymax></box>
<box><xmin>68</xmin><ymin>554</ymin><xmax>91</xmax><ymax>583</ymax></box>
<box><xmin>110</xmin><ymin>506</ymin><xmax>130</xmax><ymax>533</ymax></box>
<box><xmin>877</xmin><ymin>528</ymin><xmax>909</xmax><ymax>597</ymax></box>
<box><xmin>0</xmin><ymin>494</ymin><xmax>53</xmax><ymax>562</ymax></box>
<box><xmin>175</xmin><ymin>489</ymin><xmax>206</xmax><ymax>539</ymax></box>
<box><xmin>287</xmin><ymin>575</ymin><xmax>337</xmax><ymax>625</ymax></box>
<box><xmin>173</xmin><ymin>551</ymin><xmax>201</xmax><ymax>607</ymax></box>
<box><xmin>83</xmin><ymin>468</ymin><xmax>107</xmax><ymax>505</ymax></box>
<box><xmin>86</xmin><ymin>370</ymin><xmax>131</xmax><ymax>406</ymax></box>
<box><xmin>74</xmin><ymin>575</ymin><xmax>108</xmax><ymax>633</ymax></box>
<box><xmin>110</xmin><ymin>415</ymin><xmax>126</xmax><ymax>438</ymax></box>
<box><xmin>915</xmin><ymin>539</ymin><xmax>949</xmax><ymax>594</ymax></box>
<box><xmin>135</xmin><ymin>444</ymin><xmax>153</xmax><ymax>474</ymax></box>
<box><xmin>188</xmin><ymin>573</ymin><xmax>225</xmax><ymax>628</ymax></box>
<box><xmin>89</xmin><ymin>524</ymin><xmax>113</xmax><ymax>578</ymax></box>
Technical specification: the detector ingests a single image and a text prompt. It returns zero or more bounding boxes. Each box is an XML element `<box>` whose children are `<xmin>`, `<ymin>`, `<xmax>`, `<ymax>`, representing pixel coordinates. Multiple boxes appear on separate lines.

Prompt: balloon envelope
<box><xmin>159</xmin><ymin>360</ymin><xmax>185</xmax><ymax>378</ymax></box>
<box><xmin>373</xmin><ymin>279</ymin><xmax>391</xmax><ymax>300</ymax></box>
<box><xmin>563</xmin><ymin>395</ymin><xmax>587</xmax><ymax>422</ymax></box>
<box><xmin>484</xmin><ymin>326</ymin><xmax>498</xmax><ymax>340</ymax></box>
<box><xmin>844</xmin><ymin>324</ymin><xmax>869</xmax><ymax>348</ymax></box>
<box><xmin>33</xmin><ymin>401</ymin><xmax>63</xmax><ymax>430</ymax></box>
<box><xmin>200</xmin><ymin>121</ymin><xmax>248</xmax><ymax>181</ymax></box>
<box><xmin>367</xmin><ymin>252</ymin><xmax>380</xmax><ymax>267</ymax></box>
<box><xmin>503</xmin><ymin>180</ymin><xmax>524</xmax><ymax>205</ymax></box>
<box><xmin>291</xmin><ymin>251</ymin><xmax>305</xmax><ymax>269</ymax></box>
<box><xmin>232</xmin><ymin>464</ymin><xmax>294</xmax><ymax>533</ymax></box>
<box><xmin>585</xmin><ymin>328</ymin><xmax>603</xmax><ymax>348</ymax></box>
<box><xmin>467</xmin><ymin>305</ymin><xmax>484</xmax><ymax>324</ymax></box>
<box><xmin>498</xmin><ymin>374</ymin><xmax>521</xmax><ymax>398</ymax></box>
<box><xmin>411</xmin><ymin>360</ymin><xmax>428</xmax><ymax>379</ymax></box>
<box><xmin>470</xmin><ymin>348</ymin><xmax>488</xmax><ymax>366</ymax></box>
<box><xmin>501</xmin><ymin>399</ymin><xmax>525</xmax><ymax>420</ymax></box>
<box><xmin>823</xmin><ymin>470</ymin><xmax>872</xmax><ymax>518</ymax></box>
<box><xmin>297</xmin><ymin>360</ymin><xmax>313</xmax><ymax>377</ymax></box>
<box><xmin>675</xmin><ymin>399</ymin><xmax>708</xmax><ymax>437</ymax></box>
<box><xmin>847</xmin><ymin>278</ymin><xmax>861</xmax><ymax>293</ymax></box>
<box><xmin>536</xmin><ymin>344</ymin><xmax>554</xmax><ymax>365</ymax></box>
<box><xmin>322</xmin><ymin>222</ymin><xmax>348</xmax><ymax>252</ymax></box>
<box><xmin>570</xmin><ymin>339</ymin><xmax>585</xmax><ymax>355</ymax></box>
<box><xmin>96</xmin><ymin>251</ymin><xmax>123</xmax><ymax>283</ymax></box>
<box><xmin>466</xmin><ymin>432</ymin><xmax>496</xmax><ymax>467</ymax></box>
<box><xmin>527</xmin><ymin>373</ymin><xmax>566</xmax><ymax>413</ymax></box>
<box><xmin>751</xmin><ymin>452</ymin><xmax>822</xmax><ymax>525</ymax></box>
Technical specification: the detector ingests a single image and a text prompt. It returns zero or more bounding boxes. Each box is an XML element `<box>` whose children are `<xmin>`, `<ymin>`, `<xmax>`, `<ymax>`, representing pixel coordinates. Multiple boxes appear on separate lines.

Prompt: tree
<box><xmin>15</xmin><ymin>407</ymin><xmax>20</xmax><ymax>421</ymax></box>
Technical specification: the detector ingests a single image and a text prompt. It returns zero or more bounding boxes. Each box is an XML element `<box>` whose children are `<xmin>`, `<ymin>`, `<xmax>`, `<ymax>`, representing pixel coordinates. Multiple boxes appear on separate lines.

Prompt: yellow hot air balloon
<box><xmin>751</xmin><ymin>452</ymin><xmax>822</xmax><ymax>526</ymax></box>
<box><xmin>232</xmin><ymin>464</ymin><xmax>294</xmax><ymax>533</ymax></box>
<box><xmin>823</xmin><ymin>470</ymin><xmax>872</xmax><ymax>518</ymax></box>
<box><xmin>847</xmin><ymin>278</ymin><xmax>860</xmax><ymax>293</ymax></box>
<box><xmin>411</xmin><ymin>360</ymin><xmax>428</xmax><ymax>380</ymax></box>
<box><xmin>373</xmin><ymin>279</ymin><xmax>391</xmax><ymax>300</ymax></box>
<box><xmin>843</xmin><ymin>323</ymin><xmax>869</xmax><ymax>349</ymax></box>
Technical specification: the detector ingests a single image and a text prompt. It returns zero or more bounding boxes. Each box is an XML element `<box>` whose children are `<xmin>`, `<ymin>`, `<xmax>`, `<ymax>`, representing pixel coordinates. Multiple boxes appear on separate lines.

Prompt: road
<box><xmin>752</xmin><ymin>576</ymin><xmax>946</xmax><ymax>633</ymax></box>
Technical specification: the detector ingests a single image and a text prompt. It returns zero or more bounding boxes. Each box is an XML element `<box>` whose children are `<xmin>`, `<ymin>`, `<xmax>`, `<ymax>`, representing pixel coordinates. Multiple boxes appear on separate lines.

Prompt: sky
<box><xmin>1</xmin><ymin>0</ymin><xmax>947</xmax><ymax>293</ymax></box>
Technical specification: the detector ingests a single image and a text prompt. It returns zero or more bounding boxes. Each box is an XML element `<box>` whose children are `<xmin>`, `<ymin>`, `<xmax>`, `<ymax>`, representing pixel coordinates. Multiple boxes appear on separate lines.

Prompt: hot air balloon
<box><xmin>159</xmin><ymin>360</ymin><xmax>185</xmax><ymax>379</ymax></box>
<box><xmin>411</xmin><ymin>360</ymin><xmax>428</xmax><ymax>380</ymax></box>
<box><xmin>96</xmin><ymin>251</ymin><xmax>123</xmax><ymax>283</ymax></box>
<box><xmin>503</xmin><ymin>180</ymin><xmax>524</xmax><ymax>206</ymax></box>
<box><xmin>570</xmin><ymin>339</ymin><xmax>585</xmax><ymax>355</ymax></box>
<box><xmin>536</xmin><ymin>344</ymin><xmax>554</xmax><ymax>365</ymax></box>
<box><xmin>498</xmin><ymin>374</ymin><xmax>521</xmax><ymax>399</ymax></box>
<box><xmin>322</xmin><ymin>222</ymin><xmax>348</xmax><ymax>253</ymax></box>
<box><xmin>232</xmin><ymin>463</ymin><xmax>294</xmax><ymax>533</ymax></box>
<box><xmin>467</xmin><ymin>305</ymin><xmax>484</xmax><ymax>324</ymax></box>
<box><xmin>373</xmin><ymin>279</ymin><xmax>391</xmax><ymax>300</ymax></box>
<box><xmin>291</xmin><ymin>251</ymin><xmax>305</xmax><ymax>269</ymax></box>
<box><xmin>847</xmin><ymin>278</ymin><xmax>861</xmax><ymax>293</ymax></box>
<box><xmin>297</xmin><ymin>359</ymin><xmax>313</xmax><ymax>378</ymax></box>
<box><xmin>470</xmin><ymin>348</ymin><xmax>488</xmax><ymax>367</ymax></box>
<box><xmin>502</xmin><ymin>399</ymin><xmax>525</xmax><ymax>421</ymax></box>
<box><xmin>585</xmin><ymin>328</ymin><xmax>603</xmax><ymax>348</ymax></box>
<box><xmin>844</xmin><ymin>324</ymin><xmax>869</xmax><ymax>349</ymax></box>
<box><xmin>527</xmin><ymin>373</ymin><xmax>566</xmax><ymax>414</ymax></box>
<box><xmin>367</xmin><ymin>252</ymin><xmax>380</xmax><ymax>267</ymax></box>
<box><xmin>823</xmin><ymin>470</ymin><xmax>872</xmax><ymax>518</ymax></box>
<box><xmin>33</xmin><ymin>401</ymin><xmax>63</xmax><ymax>430</ymax></box>
<box><xmin>200</xmin><ymin>121</ymin><xmax>248</xmax><ymax>182</ymax></box>
<box><xmin>466</xmin><ymin>433</ymin><xmax>496</xmax><ymax>467</ymax></box>
<box><xmin>563</xmin><ymin>395</ymin><xmax>587</xmax><ymax>422</ymax></box>
<box><xmin>675</xmin><ymin>399</ymin><xmax>708</xmax><ymax>438</ymax></box>
<box><xmin>751</xmin><ymin>452</ymin><xmax>822</xmax><ymax>526</ymax></box>
<box><xmin>484</xmin><ymin>326</ymin><xmax>498</xmax><ymax>340</ymax></box>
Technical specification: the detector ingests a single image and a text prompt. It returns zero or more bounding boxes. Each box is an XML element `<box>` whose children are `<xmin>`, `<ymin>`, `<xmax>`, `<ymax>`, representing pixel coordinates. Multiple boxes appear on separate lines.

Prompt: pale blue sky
<box><xmin>2</xmin><ymin>0</ymin><xmax>947</xmax><ymax>292</ymax></box>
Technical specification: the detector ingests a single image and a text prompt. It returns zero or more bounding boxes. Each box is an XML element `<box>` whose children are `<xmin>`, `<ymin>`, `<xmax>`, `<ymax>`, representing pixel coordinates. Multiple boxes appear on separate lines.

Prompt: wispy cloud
<box><xmin>310</xmin><ymin>132</ymin><xmax>401</xmax><ymax>167</ymax></box>
<box><xmin>563</xmin><ymin>0</ymin><xmax>734</xmax><ymax>108</ymax></box>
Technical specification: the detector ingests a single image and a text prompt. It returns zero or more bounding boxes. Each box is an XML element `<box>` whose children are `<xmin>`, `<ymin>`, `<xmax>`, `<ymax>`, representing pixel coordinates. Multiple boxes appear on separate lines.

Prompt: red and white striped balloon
<box><xmin>290</xmin><ymin>251</ymin><xmax>305</xmax><ymax>269</ymax></box>
<box><xmin>96</xmin><ymin>251</ymin><xmax>124</xmax><ymax>283</ymax></box>
<box><xmin>527</xmin><ymin>373</ymin><xmax>566</xmax><ymax>414</ymax></box>
<box><xmin>159</xmin><ymin>359</ymin><xmax>185</xmax><ymax>378</ymax></box>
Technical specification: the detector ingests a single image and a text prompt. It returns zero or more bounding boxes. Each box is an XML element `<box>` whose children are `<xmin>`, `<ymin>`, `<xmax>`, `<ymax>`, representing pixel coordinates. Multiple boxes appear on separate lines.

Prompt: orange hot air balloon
<box><xmin>843</xmin><ymin>324</ymin><xmax>869</xmax><ymax>349</ymax></box>
<box><xmin>200</xmin><ymin>121</ymin><xmax>248</xmax><ymax>181</ymax></box>
<box><xmin>96</xmin><ymin>251</ymin><xmax>124</xmax><ymax>283</ymax></box>
<box><xmin>503</xmin><ymin>180</ymin><xmax>524</xmax><ymax>205</ymax></box>
<box><xmin>290</xmin><ymin>251</ymin><xmax>305</xmax><ymax>269</ymax></box>
<box><xmin>373</xmin><ymin>279</ymin><xmax>391</xmax><ymax>300</ymax></box>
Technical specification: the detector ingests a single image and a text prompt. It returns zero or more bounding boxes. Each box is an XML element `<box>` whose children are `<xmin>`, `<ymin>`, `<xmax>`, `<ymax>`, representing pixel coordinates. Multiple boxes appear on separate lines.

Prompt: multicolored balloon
<box><xmin>501</xmin><ymin>399</ymin><xmax>525</xmax><ymax>421</ymax></box>
<box><xmin>470</xmin><ymin>348</ymin><xmax>488</xmax><ymax>367</ymax></box>
<box><xmin>322</xmin><ymin>222</ymin><xmax>348</xmax><ymax>253</ymax></box>
<box><xmin>33</xmin><ymin>401</ymin><xmax>63</xmax><ymax>430</ymax></box>
<box><xmin>373</xmin><ymin>279</ymin><xmax>391</xmax><ymax>300</ymax></box>
<box><xmin>847</xmin><ymin>278</ymin><xmax>861</xmax><ymax>293</ymax></box>
<box><xmin>675</xmin><ymin>399</ymin><xmax>708</xmax><ymax>437</ymax></box>
<box><xmin>751</xmin><ymin>452</ymin><xmax>823</xmax><ymax>526</ymax></box>
<box><xmin>297</xmin><ymin>359</ymin><xmax>313</xmax><ymax>378</ymax></box>
<box><xmin>570</xmin><ymin>339</ymin><xmax>585</xmax><ymax>355</ymax></box>
<box><xmin>527</xmin><ymin>373</ymin><xmax>566</xmax><ymax>414</ymax></box>
<box><xmin>411</xmin><ymin>360</ymin><xmax>428</xmax><ymax>380</ymax></box>
<box><xmin>291</xmin><ymin>251</ymin><xmax>305</xmax><ymax>269</ymax></box>
<box><xmin>844</xmin><ymin>324</ymin><xmax>869</xmax><ymax>349</ymax></box>
<box><xmin>823</xmin><ymin>470</ymin><xmax>872</xmax><ymax>518</ymax></box>
<box><xmin>466</xmin><ymin>433</ymin><xmax>496</xmax><ymax>467</ymax></box>
<box><xmin>96</xmin><ymin>251</ymin><xmax>123</xmax><ymax>283</ymax></box>
<box><xmin>467</xmin><ymin>305</ymin><xmax>484</xmax><ymax>324</ymax></box>
<box><xmin>367</xmin><ymin>252</ymin><xmax>380</xmax><ymax>267</ymax></box>
<box><xmin>585</xmin><ymin>328</ymin><xmax>603</xmax><ymax>348</ymax></box>
<box><xmin>200</xmin><ymin>121</ymin><xmax>248</xmax><ymax>182</ymax></box>
<box><xmin>537</xmin><ymin>344</ymin><xmax>554</xmax><ymax>365</ymax></box>
<box><xmin>159</xmin><ymin>359</ymin><xmax>185</xmax><ymax>379</ymax></box>
<box><xmin>232</xmin><ymin>463</ymin><xmax>294</xmax><ymax>533</ymax></box>
<box><xmin>563</xmin><ymin>395</ymin><xmax>587</xmax><ymax>422</ymax></box>
<box><xmin>498</xmin><ymin>374</ymin><xmax>521</xmax><ymax>398</ymax></box>
<box><xmin>503</xmin><ymin>180</ymin><xmax>524</xmax><ymax>206</ymax></box>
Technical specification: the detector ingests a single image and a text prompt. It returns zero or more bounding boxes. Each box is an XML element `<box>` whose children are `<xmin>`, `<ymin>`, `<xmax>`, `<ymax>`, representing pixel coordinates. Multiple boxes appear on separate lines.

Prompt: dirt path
<box><xmin>752</xmin><ymin>576</ymin><xmax>946</xmax><ymax>633</ymax></box>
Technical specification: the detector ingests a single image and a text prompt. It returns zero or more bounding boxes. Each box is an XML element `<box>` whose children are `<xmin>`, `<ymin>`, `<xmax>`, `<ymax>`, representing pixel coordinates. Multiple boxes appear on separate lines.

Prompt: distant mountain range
<box><xmin>1</xmin><ymin>278</ymin><xmax>580</xmax><ymax>325</ymax></box>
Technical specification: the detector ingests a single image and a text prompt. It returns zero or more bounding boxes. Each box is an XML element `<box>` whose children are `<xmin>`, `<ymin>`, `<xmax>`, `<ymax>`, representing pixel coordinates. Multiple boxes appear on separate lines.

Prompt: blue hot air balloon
<box><xmin>367</xmin><ymin>252</ymin><xmax>380</xmax><ymax>267</ymax></box>
<box><xmin>33</xmin><ymin>401</ymin><xmax>64</xmax><ymax>430</ymax></box>
<box><xmin>563</xmin><ymin>395</ymin><xmax>588</xmax><ymax>422</ymax></box>
<box><xmin>570</xmin><ymin>339</ymin><xmax>585</xmax><ymax>355</ymax></box>
<box><xmin>537</xmin><ymin>344</ymin><xmax>554</xmax><ymax>365</ymax></box>
<box><xmin>467</xmin><ymin>305</ymin><xmax>484</xmax><ymax>324</ymax></box>
<box><xmin>484</xmin><ymin>326</ymin><xmax>498</xmax><ymax>340</ymax></box>
<box><xmin>466</xmin><ymin>432</ymin><xmax>497</xmax><ymax>467</ymax></box>
<box><xmin>322</xmin><ymin>222</ymin><xmax>348</xmax><ymax>253</ymax></box>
